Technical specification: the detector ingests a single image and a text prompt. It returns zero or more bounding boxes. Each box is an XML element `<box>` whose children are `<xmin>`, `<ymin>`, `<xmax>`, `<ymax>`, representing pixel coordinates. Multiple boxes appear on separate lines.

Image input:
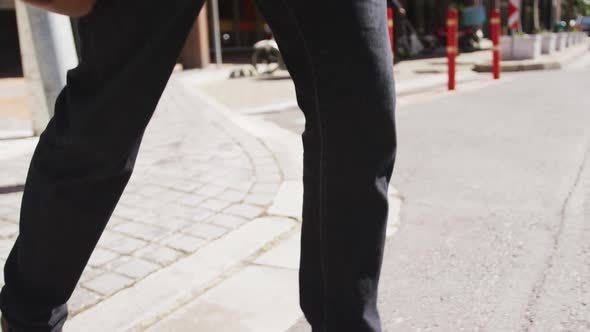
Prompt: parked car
<box><xmin>579</xmin><ymin>16</ymin><xmax>590</xmax><ymax>35</ymax></box>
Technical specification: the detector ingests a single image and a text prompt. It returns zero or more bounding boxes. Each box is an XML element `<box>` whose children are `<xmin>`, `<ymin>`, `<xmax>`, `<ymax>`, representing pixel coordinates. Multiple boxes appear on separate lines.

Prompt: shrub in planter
<box><xmin>574</xmin><ymin>32</ymin><xmax>581</xmax><ymax>43</ymax></box>
<box><xmin>501</xmin><ymin>34</ymin><xmax>542</xmax><ymax>60</ymax></box>
<box><xmin>541</xmin><ymin>33</ymin><xmax>557</xmax><ymax>54</ymax></box>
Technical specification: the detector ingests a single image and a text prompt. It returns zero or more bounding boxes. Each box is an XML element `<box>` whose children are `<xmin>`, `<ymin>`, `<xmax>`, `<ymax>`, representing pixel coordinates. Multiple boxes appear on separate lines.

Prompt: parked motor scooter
<box><xmin>436</xmin><ymin>5</ymin><xmax>485</xmax><ymax>53</ymax></box>
<box><xmin>435</xmin><ymin>23</ymin><xmax>484</xmax><ymax>52</ymax></box>
<box><xmin>252</xmin><ymin>25</ymin><xmax>286</xmax><ymax>74</ymax></box>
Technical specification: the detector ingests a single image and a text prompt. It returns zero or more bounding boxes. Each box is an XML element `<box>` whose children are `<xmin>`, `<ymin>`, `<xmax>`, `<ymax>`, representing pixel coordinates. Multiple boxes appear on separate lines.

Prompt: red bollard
<box><xmin>491</xmin><ymin>9</ymin><xmax>501</xmax><ymax>79</ymax></box>
<box><xmin>447</xmin><ymin>8</ymin><xmax>458</xmax><ymax>90</ymax></box>
<box><xmin>388</xmin><ymin>7</ymin><xmax>395</xmax><ymax>64</ymax></box>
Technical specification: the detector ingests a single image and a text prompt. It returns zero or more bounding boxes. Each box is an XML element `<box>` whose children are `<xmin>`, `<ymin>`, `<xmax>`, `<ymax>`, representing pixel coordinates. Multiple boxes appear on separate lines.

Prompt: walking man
<box><xmin>1</xmin><ymin>0</ymin><xmax>396</xmax><ymax>331</ymax></box>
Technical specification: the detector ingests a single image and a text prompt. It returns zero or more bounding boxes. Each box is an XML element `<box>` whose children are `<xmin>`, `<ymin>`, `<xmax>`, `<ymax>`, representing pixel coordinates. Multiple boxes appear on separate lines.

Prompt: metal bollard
<box><xmin>447</xmin><ymin>8</ymin><xmax>458</xmax><ymax>90</ymax></box>
<box><xmin>387</xmin><ymin>7</ymin><xmax>395</xmax><ymax>64</ymax></box>
<box><xmin>491</xmin><ymin>9</ymin><xmax>501</xmax><ymax>80</ymax></box>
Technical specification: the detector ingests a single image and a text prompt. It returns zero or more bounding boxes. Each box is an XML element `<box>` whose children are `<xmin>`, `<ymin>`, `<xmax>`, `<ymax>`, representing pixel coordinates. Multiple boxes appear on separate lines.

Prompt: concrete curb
<box><xmin>473</xmin><ymin>40</ymin><xmax>590</xmax><ymax>72</ymax></box>
<box><xmin>66</xmin><ymin>217</ymin><xmax>297</xmax><ymax>332</ymax></box>
<box><xmin>183</xmin><ymin>73</ymin><xmax>403</xmax><ymax>237</ymax></box>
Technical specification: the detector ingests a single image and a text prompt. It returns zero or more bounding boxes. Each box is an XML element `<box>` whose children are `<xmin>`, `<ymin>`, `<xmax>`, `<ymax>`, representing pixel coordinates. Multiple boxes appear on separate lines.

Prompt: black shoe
<box><xmin>0</xmin><ymin>316</ymin><xmax>65</xmax><ymax>332</ymax></box>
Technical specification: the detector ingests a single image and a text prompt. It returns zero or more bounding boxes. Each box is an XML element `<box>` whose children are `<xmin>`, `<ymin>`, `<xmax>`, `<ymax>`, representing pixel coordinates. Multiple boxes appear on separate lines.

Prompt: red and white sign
<box><xmin>508</xmin><ymin>0</ymin><xmax>521</xmax><ymax>30</ymax></box>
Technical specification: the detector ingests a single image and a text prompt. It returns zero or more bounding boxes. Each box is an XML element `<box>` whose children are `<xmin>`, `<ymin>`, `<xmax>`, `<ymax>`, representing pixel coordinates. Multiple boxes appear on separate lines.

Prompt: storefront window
<box><xmin>209</xmin><ymin>0</ymin><xmax>266</xmax><ymax>53</ymax></box>
<box><xmin>400</xmin><ymin>0</ymin><xmax>492</xmax><ymax>37</ymax></box>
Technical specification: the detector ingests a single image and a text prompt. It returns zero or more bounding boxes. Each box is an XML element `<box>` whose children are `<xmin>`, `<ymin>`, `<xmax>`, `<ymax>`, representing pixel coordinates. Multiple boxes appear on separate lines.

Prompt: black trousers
<box><xmin>0</xmin><ymin>0</ymin><xmax>396</xmax><ymax>331</ymax></box>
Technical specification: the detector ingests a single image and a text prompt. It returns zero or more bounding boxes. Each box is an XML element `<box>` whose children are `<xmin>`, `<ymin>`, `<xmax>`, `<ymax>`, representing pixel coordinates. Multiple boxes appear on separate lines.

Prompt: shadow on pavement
<box><xmin>0</xmin><ymin>185</ymin><xmax>25</xmax><ymax>195</ymax></box>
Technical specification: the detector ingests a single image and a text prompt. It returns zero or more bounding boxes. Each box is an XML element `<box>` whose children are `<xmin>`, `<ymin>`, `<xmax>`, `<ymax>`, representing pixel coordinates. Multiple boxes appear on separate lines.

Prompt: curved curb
<box><xmin>141</xmin><ymin>73</ymin><xmax>405</xmax><ymax>332</ymax></box>
<box><xmin>181</xmin><ymin>73</ymin><xmax>404</xmax><ymax>239</ymax></box>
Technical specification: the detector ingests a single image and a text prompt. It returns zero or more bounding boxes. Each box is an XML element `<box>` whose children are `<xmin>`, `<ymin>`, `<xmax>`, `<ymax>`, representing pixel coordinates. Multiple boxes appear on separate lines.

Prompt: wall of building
<box><xmin>399</xmin><ymin>0</ymin><xmax>559</xmax><ymax>37</ymax></box>
<box><xmin>400</xmin><ymin>0</ymin><xmax>493</xmax><ymax>34</ymax></box>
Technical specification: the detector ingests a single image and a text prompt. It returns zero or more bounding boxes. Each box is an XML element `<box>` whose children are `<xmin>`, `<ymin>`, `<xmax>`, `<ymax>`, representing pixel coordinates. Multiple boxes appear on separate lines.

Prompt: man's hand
<box><xmin>398</xmin><ymin>8</ymin><xmax>406</xmax><ymax>16</ymax></box>
<box><xmin>21</xmin><ymin>0</ymin><xmax>96</xmax><ymax>17</ymax></box>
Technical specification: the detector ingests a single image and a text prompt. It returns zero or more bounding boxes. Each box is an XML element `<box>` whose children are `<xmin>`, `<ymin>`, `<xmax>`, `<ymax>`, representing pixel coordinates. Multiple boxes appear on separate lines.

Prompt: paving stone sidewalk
<box><xmin>0</xmin><ymin>68</ymin><xmax>402</xmax><ymax>331</ymax></box>
<box><xmin>0</xmin><ymin>74</ymin><xmax>291</xmax><ymax>317</ymax></box>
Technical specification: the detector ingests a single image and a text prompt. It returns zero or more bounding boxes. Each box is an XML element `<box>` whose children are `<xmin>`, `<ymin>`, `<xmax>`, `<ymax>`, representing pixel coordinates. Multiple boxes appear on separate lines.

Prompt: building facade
<box><xmin>398</xmin><ymin>0</ymin><xmax>562</xmax><ymax>38</ymax></box>
<box><xmin>212</xmin><ymin>0</ymin><xmax>266</xmax><ymax>52</ymax></box>
<box><xmin>398</xmin><ymin>0</ymin><xmax>492</xmax><ymax>35</ymax></box>
<box><xmin>0</xmin><ymin>0</ymin><xmax>566</xmax><ymax>78</ymax></box>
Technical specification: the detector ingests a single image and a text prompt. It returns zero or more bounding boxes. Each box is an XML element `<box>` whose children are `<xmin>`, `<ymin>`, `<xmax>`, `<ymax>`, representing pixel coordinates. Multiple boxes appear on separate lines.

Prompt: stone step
<box><xmin>146</xmin><ymin>186</ymin><xmax>403</xmax><ymax>332</ymax></box>
<box><xmin>66</xmin><ymin>217</ymin><xmax>296</xmax><ymax>332</ymax></box>
<box><xmin>145</xmin><ymin>229</ymin><xmax>302</xmax><ymax>332</ymax></box>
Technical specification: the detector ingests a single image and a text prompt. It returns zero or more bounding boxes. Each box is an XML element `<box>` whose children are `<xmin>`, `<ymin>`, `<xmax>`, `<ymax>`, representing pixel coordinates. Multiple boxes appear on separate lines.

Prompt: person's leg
<box><xmin>251</xmin><ymin>2</ymin><xmax>325</xmax><ymax>328</ymax></box>
<box><xmin>0</xmin><ymin>0</ymin><xmax>205</xmax><ymax>330</ymax></box>
<box><xmin>255</xmin><ymin>0</ymin><xmax>397</xmax><ymax>331</ymax></box>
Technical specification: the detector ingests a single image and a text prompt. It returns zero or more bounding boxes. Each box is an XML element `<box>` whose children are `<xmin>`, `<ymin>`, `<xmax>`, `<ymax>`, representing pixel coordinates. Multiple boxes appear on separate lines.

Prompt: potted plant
<box><xmin>566</xmin><ymin>30</ymin><xmax>577</xmax><ymax>46</ymax></box>
<box><xmin>540</xmin><ymin>32</ymin><xmax>557</xmax><ymax>54</ymax></box>
<box><xmin>576</xmin><ymin>32</ymin><xmax>582</xmax><ymax>43</ymax></box>
<box><xmin>556</xmin><ymin>31</ymin><xmax>568</xmax><ymax>50</ymax></box>
<box><xmin>501</xmin><ymin>32</ymin><xmax>543</xmax><ymax>60</ymax></box>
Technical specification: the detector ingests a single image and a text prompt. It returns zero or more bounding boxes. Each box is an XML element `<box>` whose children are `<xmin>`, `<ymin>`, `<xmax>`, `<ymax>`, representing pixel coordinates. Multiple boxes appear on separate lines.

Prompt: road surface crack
<box><xmin>522</xmin><ymin>145</ymin><xmax>590</xmax><ymax>331</ymax></box>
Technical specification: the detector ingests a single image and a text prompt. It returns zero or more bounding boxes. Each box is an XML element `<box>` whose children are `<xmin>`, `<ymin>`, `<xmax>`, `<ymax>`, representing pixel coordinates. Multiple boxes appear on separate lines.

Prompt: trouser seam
<box><xmin>273</xmin><ymin>0</ymin><xmax>328</xmax><ymax>328</ymax></box>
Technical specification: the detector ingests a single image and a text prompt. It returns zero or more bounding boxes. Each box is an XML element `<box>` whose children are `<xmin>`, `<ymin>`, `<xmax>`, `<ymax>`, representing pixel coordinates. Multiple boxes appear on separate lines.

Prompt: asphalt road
<box><xmin>380</xmin><ymin>65</ymin><xmax>590</xmax><ymax>331</ymax></box>
<box><xmin>284</xmin><ymin>61</ymin><xmax>590</xmax><ymax>331</ymax></box>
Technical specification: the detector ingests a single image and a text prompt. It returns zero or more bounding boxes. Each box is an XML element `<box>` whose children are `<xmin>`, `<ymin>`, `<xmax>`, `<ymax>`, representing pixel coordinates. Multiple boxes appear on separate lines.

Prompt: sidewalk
<box><xmin>0</xmin><ymin>69</ymin><xmax>402</xmax><ymax>331</ymax></box>
<box><xmin>474</xmin><ymin>38</ymin><xmax>590</xmax><ymax>72</ymax></box>
<box><xmin>0</xmin><ymin>77</ymin><xmax>33</xmax><ymax>139</ymax></box>
<box><xmin>192</xmin><ymin>52</ymin><xmax>492</xmax><ymax>120</ymax></box>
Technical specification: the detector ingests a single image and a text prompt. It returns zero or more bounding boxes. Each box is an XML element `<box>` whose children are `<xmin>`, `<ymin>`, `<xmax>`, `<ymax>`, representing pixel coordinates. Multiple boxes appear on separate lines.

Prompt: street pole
<box><xmin>15</xmin><ymin>2</ymin><xmax>79</xmax><ymax>135</ymax></box>
<box><xmin>210</xmin><ymin>0</ymin><xmax>223</xmax><ymax>66</ymax></box>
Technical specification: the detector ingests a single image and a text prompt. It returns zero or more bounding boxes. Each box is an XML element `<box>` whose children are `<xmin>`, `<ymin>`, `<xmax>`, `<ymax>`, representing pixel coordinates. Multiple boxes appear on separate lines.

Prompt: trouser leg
<box><xmin>255</xmin><ymin>0</ymin><xmax>397</xmax><ymax>331</ymax></box>
<box><xmin>0</xmin><ymin>0</ymin><xmax>205</xmax><ymax>330</ymax></box>
<box><xmin>251</xmin><ymin>2</ymin><xmax>325</xmax><ymax>328</ymax></box>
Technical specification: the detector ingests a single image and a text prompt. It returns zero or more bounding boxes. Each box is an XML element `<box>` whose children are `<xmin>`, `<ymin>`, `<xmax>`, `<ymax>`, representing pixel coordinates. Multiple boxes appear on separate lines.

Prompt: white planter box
<box><xmin>541</xmin><ymin>33</ymin><xmax>557</xmax><ymax>54</ymax></box>
<box><xmin>556</xmin><ymin>32</ymin><xmax>568</xmax><ymax>50</ymax></box>
<box><xmin>501</xmin><ymin>34</ymin><xmax>542</xmax><ymax>60</ymax></box>
<box><xmin>566</xmin><ymin>32</ymin><xmax>576</xmax><ymax>46</ymax></box>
